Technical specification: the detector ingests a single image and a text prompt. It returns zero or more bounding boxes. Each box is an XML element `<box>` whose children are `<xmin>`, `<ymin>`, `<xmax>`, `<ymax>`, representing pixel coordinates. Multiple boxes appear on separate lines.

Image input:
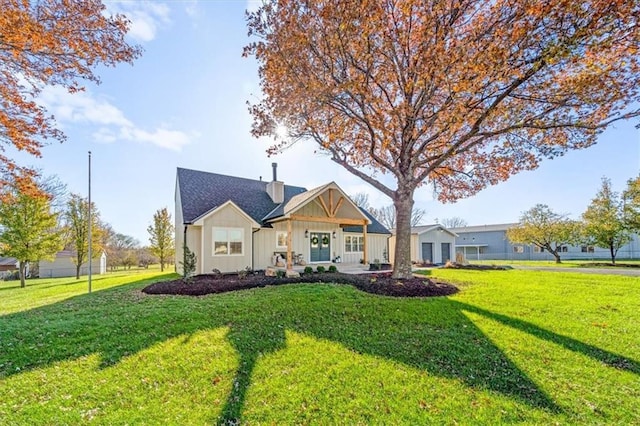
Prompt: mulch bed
<box><xmin>142</xmin><ymin>272</ymin><xmax>459</xmax><ymax>298</ymax></box>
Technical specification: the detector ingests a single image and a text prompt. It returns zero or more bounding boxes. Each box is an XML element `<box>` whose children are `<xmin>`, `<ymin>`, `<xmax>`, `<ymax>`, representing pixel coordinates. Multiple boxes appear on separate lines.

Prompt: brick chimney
<box><xmin>266</xmin><ymin>162</ymin><xmax>284</xmax><ymax>203</ymax></box>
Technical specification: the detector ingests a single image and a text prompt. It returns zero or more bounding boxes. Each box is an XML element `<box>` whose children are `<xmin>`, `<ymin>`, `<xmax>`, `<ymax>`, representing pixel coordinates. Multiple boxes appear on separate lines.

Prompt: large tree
<box><xmin>582</xmin><ymin>178</ymin><xmax>631</xmax><ymax>264</ymax></box>
<box><xmin>147</xmin><ymin>207</ymin><xmax>174</xmax><ymax>272</ymax></box>
<box><xmin>623</xmin><ymin>175</ymin><xmax>640</xmax><ymax>232</ymax></box>
<box><xmin>63</xmin><ymin>193</ymin><xmax>103</xmax><ymax>279</ymax></box>
<box><xmin>0</xmin><ymin>182</ymin><xmax>63</xmax><ymax>287</ymax></box>
<box><xmin>0</xmin><ymin>0</ymin><xmax>141</xmax><ymax>194</ymax></box>
<box><xmin>507</xmin><ymin>204</ymin><xmax>581</xmax><ymax>264</ymax></box>
<box><xmin>246</xmin><ymin>0</ymin><xmax>640</xmax><ymax>278</ymax></box>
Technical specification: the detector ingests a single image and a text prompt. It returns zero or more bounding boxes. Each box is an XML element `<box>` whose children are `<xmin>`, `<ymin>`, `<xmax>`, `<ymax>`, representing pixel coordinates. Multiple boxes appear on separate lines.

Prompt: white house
<box><xmin>175</xmin><ymin>165</ymin><xmax>391</xmax><ymax>274</ymax></box>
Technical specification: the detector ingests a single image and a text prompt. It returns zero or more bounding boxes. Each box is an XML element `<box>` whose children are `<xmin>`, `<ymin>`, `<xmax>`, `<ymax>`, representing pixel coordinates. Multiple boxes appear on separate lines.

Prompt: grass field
<box><xmin>465</xmin><ymin>259</ymin><xmax>640</xmax><ymax>268</ymax></box>
<box><xmin>1</xmin><ymin>268</ymin><xmax>638</xmax><ymax>424</ymax></box>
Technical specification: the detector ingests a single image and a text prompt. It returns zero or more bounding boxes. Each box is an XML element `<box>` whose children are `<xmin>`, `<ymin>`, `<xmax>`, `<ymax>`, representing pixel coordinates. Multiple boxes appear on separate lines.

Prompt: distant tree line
<box><xmin>0</xmin><ymin>172</ymin><xmax>173</xmax><ymax>286</ymax></box>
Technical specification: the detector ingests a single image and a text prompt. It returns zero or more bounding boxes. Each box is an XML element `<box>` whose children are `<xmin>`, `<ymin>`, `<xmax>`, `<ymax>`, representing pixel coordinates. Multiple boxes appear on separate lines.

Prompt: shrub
<box><xmin>303</xmin><ymin>266</ymin><xmax>314</xmax><ymax>275</ymax></box>
<box><xmin>238</xmin><ymin>266</ymin><xmax>253</xmax><ymax>279</ymax></box>
<box><xmin>180</xmin><ymin>244</ymin><xmax>197</xmax><ymax>282</ymax></box>
<box><xmin>316</xmin><ymin>265</ymin><xmax>326</xmax><ymax>273</ymax></box>
<box><xmin>276</xmin><ymin>270</ymin><xmax>286</xmax><ymax>278</ymax></box>
<box><xmin>328</xmin><ymin>265</ymin><xmax>338</xmax><ymax>273</ymax></box>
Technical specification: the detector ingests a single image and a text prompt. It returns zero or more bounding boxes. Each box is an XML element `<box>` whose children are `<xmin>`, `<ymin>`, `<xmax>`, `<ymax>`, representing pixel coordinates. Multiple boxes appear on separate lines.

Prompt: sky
<box><xmin>10</xmin><ymin>0</ymin><xmax>640</xmax><ymax>245</ymax></box>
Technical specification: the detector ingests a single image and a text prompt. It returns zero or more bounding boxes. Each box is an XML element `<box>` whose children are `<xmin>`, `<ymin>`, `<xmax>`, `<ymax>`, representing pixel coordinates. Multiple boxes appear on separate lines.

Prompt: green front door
<box><xmin>310</xmin><ymin>232</ymin><xmax>331</xmax><ymax>262</ymax></box>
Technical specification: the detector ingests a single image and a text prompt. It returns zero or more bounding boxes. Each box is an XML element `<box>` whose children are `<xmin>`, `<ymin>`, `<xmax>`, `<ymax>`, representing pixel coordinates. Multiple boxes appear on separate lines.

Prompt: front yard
<box><xmin>1</xmin><ymin>268</ymin><xmax>638</xmax><ymax>424</ymax></box>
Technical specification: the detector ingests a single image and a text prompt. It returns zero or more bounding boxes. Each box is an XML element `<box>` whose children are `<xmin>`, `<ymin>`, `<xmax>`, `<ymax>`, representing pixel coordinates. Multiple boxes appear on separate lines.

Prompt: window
<box><xmin>513</xmin><ymin>246</ymin><xmax>524</xmax><ymax>253</ymax></box>
<box><xmin>533</xmin><ymin>246</ymin><xmax>543</xmax><ymax>253</ymax></box>
<box><xmin>557</xmin><ymin>245</ymin><xmax>568</xmax><ymax>253</ymax></box>
<box><xmin>345</xmin><ymin>235</ymin><xmax>364</xmax><ymax>252</ymax></box>
<box><xmin>276</xmin><ymin>231</ymin><xmax>288</xmax><ymax>249</ymax></box>
<box><xmin>213</xmin><ymin>228</ymin><xmax>243</xmax><ymax>256</ymax></box>
<box><xmin>581</xmin><ymin>246</ymin><xmax>595</xmax><ymax>253</ymax></box>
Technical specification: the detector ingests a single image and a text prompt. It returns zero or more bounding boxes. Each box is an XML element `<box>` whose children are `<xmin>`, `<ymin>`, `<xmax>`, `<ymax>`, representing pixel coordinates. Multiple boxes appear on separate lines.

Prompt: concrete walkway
<box><xmin>512</xmin><ymin>265</ymin><xmax>640</xmax><ymax>277</ymax></box>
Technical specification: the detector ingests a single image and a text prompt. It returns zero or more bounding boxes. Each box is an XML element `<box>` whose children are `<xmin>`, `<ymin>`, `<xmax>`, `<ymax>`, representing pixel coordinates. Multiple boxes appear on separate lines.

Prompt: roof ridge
<box><xmin>177</xmin><ymin>167</ymin><xmax>305</xmax><ymax>190</ymax></box>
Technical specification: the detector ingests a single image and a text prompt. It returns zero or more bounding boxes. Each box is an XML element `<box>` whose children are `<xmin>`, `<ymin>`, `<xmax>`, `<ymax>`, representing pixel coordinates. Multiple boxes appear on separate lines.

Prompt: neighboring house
<box><xmin>175</xmin><ymin>165</ymin><xmax>391</xmax><ymax>274</ymax></box>
<box><xmin>0</xmin><ymin>257</ymin><xmax>19</xmax><ymax>278</ymax></box>
<box><xmin>451</xmin><ymin>224</ymin><xmax>640</xmax><ymax>261</ymax></box>
<box><xmin>38</xmin><ymin>250</ymin><xmax>107</xmax><ymax>278</ymax></box>
<box><xmin>0</xmin><ymin>256</ymin><xmax>18</xmax><ymax>272</ymax></box>
<box><xmin>388</xmin><ymin>225</ymin><xmax>457</xmax><ymax>265</ymax></box>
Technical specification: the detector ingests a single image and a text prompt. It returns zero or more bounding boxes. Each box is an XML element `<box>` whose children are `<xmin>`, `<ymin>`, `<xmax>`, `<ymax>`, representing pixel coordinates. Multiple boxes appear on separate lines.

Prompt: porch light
<box><xmin>332</xmin><ymin>230</ymin><xmax>337</xmax><ymax>239</ymax></box>
<box><xmin>305</xmin><ymin>229</ymin><xmax>309</xmax><ymax>238</ymax></box>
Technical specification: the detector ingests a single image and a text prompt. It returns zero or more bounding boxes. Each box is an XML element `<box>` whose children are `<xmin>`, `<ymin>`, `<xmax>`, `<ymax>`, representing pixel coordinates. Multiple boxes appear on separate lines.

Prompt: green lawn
<box><xmin>465</xmin><ymin>259</ymin><xmax>640</xmax><ymax>268</ymax></box>
<box><xmin>1</xmin><ymin>269</ymin><xmax>638</xmax><ymax>424</ymax></box>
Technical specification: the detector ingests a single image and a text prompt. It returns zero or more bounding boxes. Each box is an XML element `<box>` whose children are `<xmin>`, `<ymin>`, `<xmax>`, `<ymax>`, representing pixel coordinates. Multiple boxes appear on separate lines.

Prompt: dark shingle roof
<box><xmin>343</xmin><ymin>207</ymin><xmax>391</xmax><ymax>235</ymax></box>
<box><xmin>177</xmin><ymin>168</ymin><xmax>306</xmax><ymax>225</ymax></box>
<box><xmin>177</xmin><ymin>167</ymin><xmax>391</xmax><ymax>235</ymax></box>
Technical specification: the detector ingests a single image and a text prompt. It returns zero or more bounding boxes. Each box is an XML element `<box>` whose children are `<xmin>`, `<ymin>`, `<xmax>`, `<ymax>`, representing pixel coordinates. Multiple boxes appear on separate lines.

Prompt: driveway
<box><xmin>512</xmin><ymin>265</ymin><xmax>640</xmax><ymax>277</ymax></box>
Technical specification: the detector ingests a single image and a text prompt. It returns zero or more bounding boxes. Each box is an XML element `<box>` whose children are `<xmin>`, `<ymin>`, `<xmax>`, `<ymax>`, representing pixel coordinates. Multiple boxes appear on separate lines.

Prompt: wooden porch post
<box><xmin>362</xmin><ymin>219</ymin><xmax>368</xmax><ymax>264</ymax></box>
<box><xmin>286</xmin><ymin>219</ymin><xmax>293</xmax><ymax>270</ymax></box>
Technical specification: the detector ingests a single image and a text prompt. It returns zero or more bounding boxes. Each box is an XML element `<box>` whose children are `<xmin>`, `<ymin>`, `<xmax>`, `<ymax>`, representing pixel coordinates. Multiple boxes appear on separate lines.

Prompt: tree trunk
<box><xmin>392</xmin><ymin>188</ymin><xmax>415</xmax><ymax>279</ymax></box>
<box><xmin>76</xmin><ymin>264</ymin><xmax>81</xmax><ymax>280</ymax></box>
<box><xmin>610</xmin><ymin>244</ymin><xmax>616</xmax><ymax>265</ymax></box>
<box><xmin>19</xmin><ymin>260</ymin><xmax>27</xmax><ymax>288</ymax></box>
<box><xmin>550</xmin><ymin>251</ymin><xmax>562</xmax><ymax>264</ymax></box>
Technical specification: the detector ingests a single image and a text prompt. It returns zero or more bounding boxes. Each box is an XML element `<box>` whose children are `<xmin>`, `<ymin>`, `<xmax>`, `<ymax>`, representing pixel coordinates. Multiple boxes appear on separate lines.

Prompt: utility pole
<box><xmin>88</xmin><ymin>151</ymin><xmax>92</xmax><ymax>294</ymax></box>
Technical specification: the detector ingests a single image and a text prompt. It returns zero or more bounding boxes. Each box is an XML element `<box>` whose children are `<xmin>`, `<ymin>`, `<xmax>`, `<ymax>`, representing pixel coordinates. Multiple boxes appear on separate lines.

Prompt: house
<box><xmin>38</xmin><ymin>250</ymin><xmax>107</xmax><ymax>278</ymax></box>
<box><xmin>0</xmin><ymin>256</ymin><xmax>18</xmax><ymax>272</ymax></box>
<box><xmin>0</xmin><ymin>257</ymin><xmax>18</xmax><ymax>278</ymax></box>
<box><xmin>388</xmin><ymin>225</ymin><xmax>457</xmax><ymax>265</ymax></box>
<box><xmin>451</xmin><ymin>224</ymin><xmax>640</xmax><ymax>261</ymax></box>
<box><xmin>174</xmin><ymin>165</ymin><xmax>391</xmax><ymax>274</ymax></box>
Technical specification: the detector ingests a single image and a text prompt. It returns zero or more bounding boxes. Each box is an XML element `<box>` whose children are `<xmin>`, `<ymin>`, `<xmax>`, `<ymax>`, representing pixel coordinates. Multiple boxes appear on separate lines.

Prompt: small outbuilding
<box><xmin>38</xmin><ymin>250</ymin><xmax>107</xmax><ymax>278</ymax></box>
<box><xmin>389</xmin><ymin>224</ymin><xmax>458</xmax><ymax>265</ymax></box>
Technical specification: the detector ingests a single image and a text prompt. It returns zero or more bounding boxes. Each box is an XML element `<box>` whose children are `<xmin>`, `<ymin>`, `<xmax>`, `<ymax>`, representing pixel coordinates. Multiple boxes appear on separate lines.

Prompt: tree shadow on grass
<box><xmin>452</xmin><ymin>300</ymin><xmax>640</xmax><ymax>374</ymax></box>
<box><xmin>4</xmin><ymin>282</ymin><xmax>636</xmax><ymax>423</ymax></box>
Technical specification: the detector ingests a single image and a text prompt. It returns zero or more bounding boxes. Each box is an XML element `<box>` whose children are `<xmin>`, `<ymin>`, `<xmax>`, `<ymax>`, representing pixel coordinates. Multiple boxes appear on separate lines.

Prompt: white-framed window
<box><xmin>581</xmin><ymin>245</ymin><xmax>595</xmax><ymax>253</ymax></box>
<box><xmin>213</xmin><ymin>228</ymin><xmax>244</xmax><ymax>256</ymax></box>
<box><xmin>533</xmin><ymin>246</ymin><xmax>543</xmax><ymax>253</ymax></box>
<box><xmin>557</xmin><ymin>245</ymin><xmax>568</xmax><ymax>253</ymax></box>
<box><xmin>513</xmin><ymin>245</ymin><xmax>524</xmax><ymax>253</ymax></box>
<box><xmin>345</xmin><ymin>235</ymin><xmax>364</xmax><ymax>252</ymax></box>
<box><xmin>275</xmin><ymin>231</ymin><xmax>288</xmax><ymax>249</ymax></box>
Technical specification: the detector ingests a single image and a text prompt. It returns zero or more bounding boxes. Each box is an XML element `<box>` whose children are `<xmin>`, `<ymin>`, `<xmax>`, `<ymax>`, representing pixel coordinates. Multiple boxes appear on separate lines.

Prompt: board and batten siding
<box><xmin>342</xmin><ymin>232</ymin><xmax>388</xmax><ymax>264</ymax></box>
<box><xmin>201</xmin><ymin>204</ymin><xmax>254</xmax><ymax>273</ymax></box>
<box><xmin>180</xmin><ymin>226</ymin><xmax>202</xmax><ymax>274</ymax></box>
<box><xmin>389</xmin><ymin>234</ymin><xmax>418</xmax><ymax>264</ymax></box>
<box><xmin>389</xmin><ymin>229</ymin><xmax>456</xmax><ymax>264</ymax></box>
<box><xmin>254</xmin><ymin>219</ymin><xmax>337</xmax><ymax>269</ymax></box>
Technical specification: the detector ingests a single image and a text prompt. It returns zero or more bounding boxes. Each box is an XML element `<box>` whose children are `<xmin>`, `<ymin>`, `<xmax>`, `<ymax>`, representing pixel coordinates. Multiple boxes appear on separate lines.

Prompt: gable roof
<box><xmin>177</xmin><ymin>167</ymin><xmax>391</xmax><ymax>234</ymax></box>
<box><xmin>449</xmin><ymin>223</ymin><xmax>518</xmax><ymax>233</ymax></box>
<box><xmin>0</xmin><ymin>257</ymin><xmax>18</xmax><ymax>267</ymax></box>
<box><xmin>343</xmin><ymin>208</ymin><xmax>391</xmax><ymax>235</ymax></box>
<box><xmin>177</xmin><ymin>168</ymin><xmax>306</xmax><ymax>226</ymax></box>
<box><xmin>394</xmin><ymin>224</ymin><xmax>458</xmax><ymax>237</ymax></box>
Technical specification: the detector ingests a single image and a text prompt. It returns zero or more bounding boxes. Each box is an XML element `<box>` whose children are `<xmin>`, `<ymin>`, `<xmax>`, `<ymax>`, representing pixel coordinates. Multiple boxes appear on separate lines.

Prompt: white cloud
<box><xmin>185</xmin><ymin>1</ymin><xmax>199</xmax><ymax>18</ymax></box>
<box><xmin>40</xmin><ymin>86</ymin><xmax>191</xmax><ymax>151</ymax></box>
<box><xmin>105</xmin><ymin>1</ymin><xmax>171</xmax><ymax>42</ymax></box>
